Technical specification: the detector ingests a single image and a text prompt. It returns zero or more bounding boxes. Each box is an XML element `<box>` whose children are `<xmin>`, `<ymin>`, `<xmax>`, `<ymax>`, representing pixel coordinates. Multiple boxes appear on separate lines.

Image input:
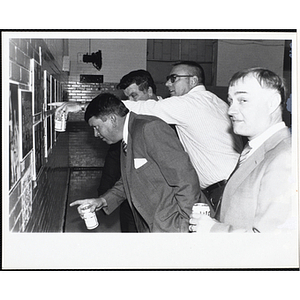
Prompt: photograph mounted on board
<box><xmin>9</xmin><ymin>83</ymin><xmax>21</xmax><ymax>190</ymax></box>
<box><xmin>20</xmin><ymin>89</ymin><xmax>33</xmax><ymax>159</ymax></box>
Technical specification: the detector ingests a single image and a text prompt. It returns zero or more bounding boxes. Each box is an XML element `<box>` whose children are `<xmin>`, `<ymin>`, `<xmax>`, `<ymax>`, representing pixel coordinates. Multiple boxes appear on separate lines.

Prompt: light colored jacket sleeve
<box><xmin>211</xmin><ymin>145</ymin><xmax>296</xmax><ymax>233</ymax></box>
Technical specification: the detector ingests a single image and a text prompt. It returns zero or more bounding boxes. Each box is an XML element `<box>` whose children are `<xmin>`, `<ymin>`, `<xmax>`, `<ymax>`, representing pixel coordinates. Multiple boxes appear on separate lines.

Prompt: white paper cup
<box><xmin>192</xmin><ymin>203</ymin><xmax>210</xmax><ymax>216</ymax></box>
<box><xmin>55</xmin><ymin>112</ymin><xmax>66</xmax><ymax>132</ymax></box>
<box><xmin>80</xmin><ymin>204</ymin><xmax>99</xmax><ymax>230</ymax></box>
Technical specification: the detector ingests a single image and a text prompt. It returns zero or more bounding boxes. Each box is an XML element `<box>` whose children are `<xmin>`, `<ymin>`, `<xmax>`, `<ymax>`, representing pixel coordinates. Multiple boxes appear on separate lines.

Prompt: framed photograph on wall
<box><xmin>19</xmin><ymin>89</ymin><xmax>33</xmax><ymax>160</ymax></box>
<box><xmin>43</xmin><ymin>71</ymin><xmax>52</xmax><ymax>157</ymax></box>
<box><xmin>44</xmin><ymin>70</ymin><xmax>51</xmax><ymax>111</ymax></box>
<box><xmin>32</xmin><ymin>121</ymin><xmax>44</xmax><ymax>181</ymax></box>
<box><xmin>51</xmin><ymin>77</ymin><xmax>56</xmax><ymax>143</ymax></box>
<box><xmin>31</xmin><ymin>58</ymin><xmax>43</xmax><ymax>115</ymax></box>
<box><xmin>20</xmin><ymin>165</ymin><xmax>33</xmax><ymax>232</ymax></box>
<box><xmin>9</xmin><ymin>83</ymin><xmax>21</xmax><ymax>190</ymax></box>
<box><xmin>46</xmin><ymin>115</ymin><xmax>52</xmax><ymax>156</ymax></box>
<box><xmin>52</xmin><ymin>76</ymin><xmax>56</xmax><ymax>103</ymax></box>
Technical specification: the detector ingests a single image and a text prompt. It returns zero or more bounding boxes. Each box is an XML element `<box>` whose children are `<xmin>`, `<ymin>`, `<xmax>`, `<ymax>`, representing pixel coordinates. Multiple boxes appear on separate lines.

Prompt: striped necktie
<box><xmin>121</xmin><ymin>140</ymin><xmax>127</xmax><ymax>155</ymax></box>
<box><xmin>238</xmin><ymin>143</ymin><xmax>252</xmax><ymax>166</ymax></box>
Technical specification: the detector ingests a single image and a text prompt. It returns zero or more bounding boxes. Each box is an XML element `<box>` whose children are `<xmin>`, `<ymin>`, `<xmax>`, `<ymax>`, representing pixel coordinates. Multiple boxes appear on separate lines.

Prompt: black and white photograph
<box><xmin>33</xmin><ymin>121</ymin><xmax>44</xmax><ymax>180</ymax></box>
<box><xmin>31</xmin><ymin>58</ymin><xmax>43</xmax><ymax>115</ymax></box>
<box><xmin>20</xmin><ymin>89</ymin><xmax>33</xmax><ymax>159</ymax></box>
<box><xmin>2</xmin><ymin>30</ymin><xmax>298</xmax><ymax>268</ymax></box>
<box><xmin>1</xmin><ymin>31</ymin><xmax>299</xmax><ymax>300</ymax></box>
<box><xmin>9</xmin><ymin>83</ymin><xmax>21</xmax><ymax>190</ymax></box>
<box><xmin>1</xmin><ymin>0</ymin><xmax>300</xmax><ymax>295</ymax></box>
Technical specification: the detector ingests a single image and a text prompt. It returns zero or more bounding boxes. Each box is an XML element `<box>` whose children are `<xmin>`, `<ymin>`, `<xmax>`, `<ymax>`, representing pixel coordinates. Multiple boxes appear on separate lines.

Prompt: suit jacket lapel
<box><xmin>227</xmin><ymin>148</ymin><xmax>265</xmax><ymax>194</ymax></box>
<box><xmin>221</xmin><ymin>127</ymin><xmax>290</xmax><ymax>216</ymax></box>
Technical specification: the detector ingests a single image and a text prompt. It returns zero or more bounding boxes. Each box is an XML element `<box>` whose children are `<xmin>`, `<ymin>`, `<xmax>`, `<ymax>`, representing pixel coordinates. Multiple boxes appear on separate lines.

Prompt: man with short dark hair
<box><xmin>70</xmin><ymin>93</ymin><xmax>203</xmax><ymax>232</ymax></box>
<box><xmin>55</xmin><ymin>69</ymin><xmax>165</xmax><ymax>232</ymax></box>
<box><xmin>189</xmin><ymin>68</ymin><xmax>296</xmax><ymax>233</ymax></box>
<box><xmin>98</xmin><ymin>69</ymin><xmax>161</xmax><ymax>232</ymax></box>
<box><xmin>117</xmin><ymin>69</ymin><xmax>160</xmax><ymax>101</ymax></box>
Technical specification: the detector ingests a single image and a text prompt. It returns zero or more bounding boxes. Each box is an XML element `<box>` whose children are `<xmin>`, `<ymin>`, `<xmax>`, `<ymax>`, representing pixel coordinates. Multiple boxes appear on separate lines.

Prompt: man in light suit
<box><xmin>190</xmin><ymin>68</ymin><xmax>296</xmax><ymax>233</ymax></box>
<box><xmin>70</xmin><ymin>93</ymin><xmax>203</xmax><ymax>232</ymax></box>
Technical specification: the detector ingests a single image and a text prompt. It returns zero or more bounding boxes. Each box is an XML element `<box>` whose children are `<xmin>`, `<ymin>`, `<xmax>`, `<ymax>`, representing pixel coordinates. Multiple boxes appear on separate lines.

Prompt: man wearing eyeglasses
<box><xmin>123</xmin><ymin>61</ymin><xmax>243</xmax><ymax>217</ymax></box>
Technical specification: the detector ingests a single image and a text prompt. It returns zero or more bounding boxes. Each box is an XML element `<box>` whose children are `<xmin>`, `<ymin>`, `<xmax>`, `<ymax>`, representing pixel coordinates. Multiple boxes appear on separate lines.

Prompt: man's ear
<box><xmin>269</xmin><ymin>92</ymin><xmax>282</xmax><ymax>114</ymax></box>
<box><xmin>109</xmin><ymin>114</ymin><xmax>117</xmax><ymax>127</ymax></box>
<box><xmin>190</xmin><ymin>76</ymin><xmax>199</xmax><ymax>87</ymax></box>
<box><xmin>147</xmin><ymin>87</ymin><xmax>154</xmax><ymax>97</ymax></box>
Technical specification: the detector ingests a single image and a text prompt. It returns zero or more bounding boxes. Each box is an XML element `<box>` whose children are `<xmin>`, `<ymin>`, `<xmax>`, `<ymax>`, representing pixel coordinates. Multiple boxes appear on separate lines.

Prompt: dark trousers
<box><xmin>119</xmin><ymin>200</ymin><xmax>138</xmax><ymax>232</ymax></box>
<box><xmin>202</xmin><ymin>182</ymin><xmax>226</xmax><ymax>220</ymax></box>
<box><xmin>98</xmin><ymin>142</ymin><xmax>138</xmax><ymax>233</ymax></box>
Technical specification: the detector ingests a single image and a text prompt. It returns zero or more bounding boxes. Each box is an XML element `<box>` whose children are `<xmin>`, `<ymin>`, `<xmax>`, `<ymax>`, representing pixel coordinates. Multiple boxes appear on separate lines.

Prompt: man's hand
<box><xmin>189</xmin><ymin>212</ymin><xmax>217</xmax><ymax>233</ymax></box>
<box><xmin>70</xmin><ymin>197</ymin><xmax>107</xmax><ymax>217</ymax></box>
<box><xmin>55</xmin><ymin>102</ymin><xmax>82</xmax><ymax>119</ymax></box>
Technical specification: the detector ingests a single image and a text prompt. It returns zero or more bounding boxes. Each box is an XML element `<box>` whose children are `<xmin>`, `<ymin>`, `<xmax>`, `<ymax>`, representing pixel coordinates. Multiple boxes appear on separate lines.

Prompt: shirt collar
<box><xmin>189</xmin><ymin>85</ymin><xmax>206</xmax><ymax>93</ymax></box>
<box><xmin>122</xmin><ymin>112</ymin><xmax>130</xmax><ymax>144</ymax></box>
<box><xmin>249</xmin><ymin>122</ymin><xmax>286</xmax><ymax>151</ymax></box>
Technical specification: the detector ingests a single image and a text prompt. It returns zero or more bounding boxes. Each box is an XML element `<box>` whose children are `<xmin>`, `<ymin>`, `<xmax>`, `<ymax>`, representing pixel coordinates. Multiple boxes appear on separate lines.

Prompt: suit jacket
<box><xmin>103</xmin><ymin>112</ymin><xmax>202</xmax><ymax>232</ymax></box>
<box><xmin>211</xmin><ymin>127</ymin><xmax>294</xmax><ymax>232</ymax></box>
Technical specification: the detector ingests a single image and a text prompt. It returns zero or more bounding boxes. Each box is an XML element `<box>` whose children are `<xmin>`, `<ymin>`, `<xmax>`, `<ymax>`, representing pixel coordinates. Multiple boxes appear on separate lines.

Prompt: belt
<box><xmin>203</xmin><ymin>180</ymin><xmax>227</xmax><ymax>194</ymax></box>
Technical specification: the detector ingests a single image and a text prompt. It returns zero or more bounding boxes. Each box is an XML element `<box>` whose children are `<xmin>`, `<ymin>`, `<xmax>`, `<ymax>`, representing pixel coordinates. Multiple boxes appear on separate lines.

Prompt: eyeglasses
<box><xmin>166</xmin><ymin>74</ymin><xmax>194</xmax><ymax>83</ymax></box>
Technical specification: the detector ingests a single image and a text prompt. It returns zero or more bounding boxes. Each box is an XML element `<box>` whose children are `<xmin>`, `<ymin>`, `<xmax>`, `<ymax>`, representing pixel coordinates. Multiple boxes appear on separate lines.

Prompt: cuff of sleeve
<box><xmin>101</xmin><ymin>194</ymin><xmax>121</xmax><ymax>215</ymax></box>
<box><xmin>100</xmin><ymin>198</ymin><xmax>110</xmax><ymax>215</ymax></box>
<box><xmin>102</xmin><ymin>206</ymin><xmax>109</xmax><ymax>215</ymax></box>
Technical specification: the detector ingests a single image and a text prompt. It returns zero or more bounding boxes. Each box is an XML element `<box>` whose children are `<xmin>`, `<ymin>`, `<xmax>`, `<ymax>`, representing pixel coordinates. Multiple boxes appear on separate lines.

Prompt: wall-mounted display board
<box><xmin>31</xmin><ymin>59</ymin><xmax>43</xmax><ymax>115</ymax></box>
<box><xmin>19</xmin><ymin>90</ymin><xmax>33</xmax><ymax>160</ymax></box>
<box><xmin>44</xmin><ymin>70</ymin><xmax>51</xmax><ymax>110</ymax></box>
<box><xmin>46</xmin><ymin>115</ymin><xmax>52</xmax><ymax>156</ymax></box>
<box><xmin>9</xmin><ymin>83</ymin><xmax>21</xmax><ymax>190</ymax></box>
<box><xmin>32</xmin><ymin>121</ymin><xmax>44</xmax><ymax>181</ymax></box>
<box><xmin>52</xmin><ymin>77</ymin><xmax>57</xmax><ymax>143</ymax></box>
<box><xmin>43</xmin><ymin>71</ymin><xmax>53</xmax><ymax>158</ymax></box>
<box><xmin>31</xmin><ymin>59</ymin><xmax>44</xmax><ymax>181</ymax></box>
<box><xmin>20</xmin><ymin>165</ymin><xmax>33</xmax><ymax>232</ymax></box>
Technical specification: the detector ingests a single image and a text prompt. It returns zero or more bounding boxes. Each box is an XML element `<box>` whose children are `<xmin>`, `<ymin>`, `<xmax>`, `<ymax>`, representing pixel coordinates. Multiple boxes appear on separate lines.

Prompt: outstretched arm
<box><xmin>54</xmin><ymin>101</ymin><xmax>88</xmax><ymax>119</ymax></box>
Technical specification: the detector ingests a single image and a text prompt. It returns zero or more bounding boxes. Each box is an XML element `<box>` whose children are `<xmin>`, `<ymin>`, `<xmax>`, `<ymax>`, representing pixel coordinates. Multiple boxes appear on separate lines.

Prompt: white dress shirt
<box><xmin>122</xmin><ymin>111</ymin><xmax>130</xmax><ymax>144</ymax></box>
<box><xmin>123</xmin><ymin>85</ymin><xmax>243</xmax><ymax>189</ymax></box>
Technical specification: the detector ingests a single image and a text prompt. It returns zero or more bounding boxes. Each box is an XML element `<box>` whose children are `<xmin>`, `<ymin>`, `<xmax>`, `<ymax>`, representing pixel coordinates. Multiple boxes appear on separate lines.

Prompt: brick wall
<box><xmin>8</xmin><ymin>38</ymin><xmax>69</xmax><ymax>232</ymax></box>
<box><xmin>8</xmin><ymin>37</ymin><xmax>169</xmax><ymax>232</ymax></box>
<box><xmin>67</xmin><ymin>118</ymin><xmax>109</xmax><ymax>168</ymax></box>
<box><xmin>8</xmin><ymin>38</ymin><xmax>127</xmax><ymax>232</ymax></box>
<box><xmin>25</xmin><ymin>133</ymin><xmax>70</xmax><ymax>232</ymax></box>
<box><xmin>62</xmin><ymin>81</ymin><xmax>124</xmax><ymax>102</ymax></box>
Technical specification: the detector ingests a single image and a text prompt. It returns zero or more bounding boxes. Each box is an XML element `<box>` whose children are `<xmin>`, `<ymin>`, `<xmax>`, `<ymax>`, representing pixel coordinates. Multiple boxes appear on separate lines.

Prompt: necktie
<box><xmin>238</xmin><ymin>143</ymin><xmax>252</xmax><ymax>166</ymax></box>
<box><xmin>122</xmin><ymin>140</ymin><xmax>127</xmax><ymax>155</ymax></box>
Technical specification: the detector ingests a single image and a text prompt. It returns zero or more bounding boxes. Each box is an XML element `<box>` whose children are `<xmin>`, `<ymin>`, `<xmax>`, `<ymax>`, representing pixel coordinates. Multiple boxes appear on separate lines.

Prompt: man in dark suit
<box><xmin>98</xmin><ymin>69</ymin><xmax>162</xmax><ymax>232</ymax></box>
<box><xmin>70</xmin><ymin>93</ymin><xmax>203</xmax><ymax>232</ymax></box>
<box><xmin>190</xmin><ymin>68</ymin><xmax>296</xmax><ymax>233</ymax></box>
